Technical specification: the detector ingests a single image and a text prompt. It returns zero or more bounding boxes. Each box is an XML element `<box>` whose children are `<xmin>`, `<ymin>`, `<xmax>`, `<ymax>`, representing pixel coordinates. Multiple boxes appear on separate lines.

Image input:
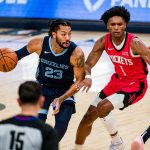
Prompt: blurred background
<box><xmin>0</xmin><ymin>0</ymin><xmax>150</xmax><ymax>32</ymax></box>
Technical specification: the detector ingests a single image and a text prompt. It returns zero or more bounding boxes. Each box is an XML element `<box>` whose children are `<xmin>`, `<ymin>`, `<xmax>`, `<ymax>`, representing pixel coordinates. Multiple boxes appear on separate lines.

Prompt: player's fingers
<box><xmin>80</xmin><ymin>85</ymin><xmax>91</xmax><ymax>93</ymax></box>
<box><xmin>50</xmin><ymin>102</ymin><xmax>54</xmax><ymax>107</ymax></box>
<box><xmin>51</xmin><ymin>100</ymin><xmax>56</xmax><ymax>106</ymax></box>
<box><xmin>52</xmin><ymin>104</ymin><xmax>60</xmax><ymax>115</ymax></box>
<box><xmin>81</xmin><ymin>86</ymin><xmax>87</xmax><ymax>92</ymax></box>
<box><xmin>52</xmin><ymin>109</ymin><xmax>59</xmax><ymax>115</ymax></box>
<box><xmin>85</xmin><ymin>87</ymin><xmax>90</xmax><ymax>93</ymax></box>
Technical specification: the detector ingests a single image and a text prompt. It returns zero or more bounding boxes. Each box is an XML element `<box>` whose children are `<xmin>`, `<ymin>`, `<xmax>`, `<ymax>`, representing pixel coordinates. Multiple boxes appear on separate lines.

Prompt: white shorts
<box><xmin>91</xmin><ymin>93</ymin><xmax>124</xmax><ymax>109</ymax></box>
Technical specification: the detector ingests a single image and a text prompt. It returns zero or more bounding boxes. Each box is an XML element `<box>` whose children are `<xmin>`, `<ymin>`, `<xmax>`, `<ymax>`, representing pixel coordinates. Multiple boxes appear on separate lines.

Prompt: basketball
<box><xmin>0</xmin><ymin>48</ymin><xmax>18</xmax><ymax>72</ymax></box>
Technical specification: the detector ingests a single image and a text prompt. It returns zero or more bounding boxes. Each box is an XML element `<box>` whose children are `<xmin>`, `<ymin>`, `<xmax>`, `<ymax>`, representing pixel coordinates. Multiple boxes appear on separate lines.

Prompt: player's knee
<box><xmin>81</xmin><ymin>111</ymin><xmax>96</xmax><ymax>126</ymax></box>
<box><xmin>38</xmin><ymin>113</ymin><xmax>47</xmax><ymax>122</ymax></box>
<box><xmin>97</xmin><ymin>100</ymin><xmax>112</xmax><ymax>118</ymax></box>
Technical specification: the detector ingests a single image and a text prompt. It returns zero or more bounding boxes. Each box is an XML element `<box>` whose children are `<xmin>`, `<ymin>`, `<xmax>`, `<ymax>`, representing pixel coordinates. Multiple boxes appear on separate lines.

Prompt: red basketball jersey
<box><xmin>104</xmin><ymin>32</ymin><xmax>148</xmax><ymax>79</ymax></box>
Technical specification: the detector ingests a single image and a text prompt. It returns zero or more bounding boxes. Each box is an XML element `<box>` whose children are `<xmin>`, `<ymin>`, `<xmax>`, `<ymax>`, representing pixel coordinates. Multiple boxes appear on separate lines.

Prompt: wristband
<box><xmin>15</xmin><ymin>46</ymin><xmax>30</xmax><ymax>60</ymax></box>
<box><xmin>85</xmin><ymin>75</ymin><xmax>92</xmax><ymax>79</ymax></box>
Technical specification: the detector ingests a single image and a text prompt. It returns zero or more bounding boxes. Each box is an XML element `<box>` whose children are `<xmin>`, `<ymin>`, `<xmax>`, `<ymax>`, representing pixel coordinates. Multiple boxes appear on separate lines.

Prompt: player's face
<box><xmin>54</xmin><ymin>25</ymin><xmax>71</xmax><ymax>49</ymax></box>
<box><xmin>107</xmin><ymin>16</ymin><xmax>126</xmax><ymax>38</ymax></box>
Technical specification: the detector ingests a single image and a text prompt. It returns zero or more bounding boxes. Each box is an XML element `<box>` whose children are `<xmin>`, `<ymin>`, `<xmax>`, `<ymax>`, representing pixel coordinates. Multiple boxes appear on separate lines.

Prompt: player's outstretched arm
<box><xmin>79</xmin><ymin>36</ymin><xmax>105</xmax><ymax>93</ymax></box>
<box><xmin>15</xmin><ymin>37</ymin><xmax>43</xmax><ymax>60</ymax></box>
<box><xmin>51</xmin><ymin>47</ymin><xmax>85</xmax><ymax>115</ymax></box>
<box><xmin>131</xmin><ymin>38</ymin><xmax>150</xmax><ymax>64</ymax></box>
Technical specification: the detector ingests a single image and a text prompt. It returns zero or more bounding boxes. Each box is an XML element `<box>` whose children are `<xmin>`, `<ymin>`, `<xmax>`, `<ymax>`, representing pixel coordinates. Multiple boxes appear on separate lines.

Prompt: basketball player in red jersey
<box><xmin>73</xmin><ymin>6</ymin><xmax>150</xmax><ymax>150</ymax></box>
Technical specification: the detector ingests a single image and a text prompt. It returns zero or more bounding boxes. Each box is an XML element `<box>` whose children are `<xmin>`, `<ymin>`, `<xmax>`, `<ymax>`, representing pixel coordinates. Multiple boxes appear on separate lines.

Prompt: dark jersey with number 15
<box><xmin>0</xmin><ymin>115</ymin><xmax>58</xmax><ymax>150</ymax></box>
<box><xmin>36</xmin><ymin>36</ymin><xmax>77</xmax><ymax>88</ymax></box>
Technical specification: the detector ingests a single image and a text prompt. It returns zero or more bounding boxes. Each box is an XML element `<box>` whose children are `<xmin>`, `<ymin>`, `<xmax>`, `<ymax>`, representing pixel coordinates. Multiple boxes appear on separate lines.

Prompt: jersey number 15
<box><xmin>10</xmin><ymin>130</ymin><xmax>25</xmax><ymax>150</ymax></box>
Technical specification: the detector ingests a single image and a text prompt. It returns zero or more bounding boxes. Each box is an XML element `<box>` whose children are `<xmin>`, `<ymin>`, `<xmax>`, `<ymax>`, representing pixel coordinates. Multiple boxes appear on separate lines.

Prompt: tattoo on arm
<box><xmin>75</xmin><ymin>55</ymin><xmax>84</xmax><ymax>67</ymax></box>
<box><xmin>134</xmin><ymin>40</ymin><xmax>142</xmax><ymax>45</ymax></box>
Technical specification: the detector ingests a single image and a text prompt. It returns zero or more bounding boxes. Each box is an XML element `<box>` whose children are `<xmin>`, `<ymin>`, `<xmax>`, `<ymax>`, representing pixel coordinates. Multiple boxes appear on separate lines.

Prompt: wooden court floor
<box><xmin>0</xmin><ymin>29</ymin><xmax>150</xmax><ymax>150</ymax></box>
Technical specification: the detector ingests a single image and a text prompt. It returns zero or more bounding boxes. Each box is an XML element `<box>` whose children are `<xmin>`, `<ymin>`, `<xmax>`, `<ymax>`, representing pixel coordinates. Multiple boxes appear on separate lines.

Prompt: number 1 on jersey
<box><xmin>120</xmin><ymin>66</ymin><xmax>126</xmax><ymax>76</ymax></box>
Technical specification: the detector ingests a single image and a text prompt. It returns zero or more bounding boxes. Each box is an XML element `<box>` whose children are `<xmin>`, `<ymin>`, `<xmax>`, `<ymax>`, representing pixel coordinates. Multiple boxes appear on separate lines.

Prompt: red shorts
<box><xmin>102</xmin><ymin>73</ymin><xmax>148</xmax><ymax>109</ymax></box>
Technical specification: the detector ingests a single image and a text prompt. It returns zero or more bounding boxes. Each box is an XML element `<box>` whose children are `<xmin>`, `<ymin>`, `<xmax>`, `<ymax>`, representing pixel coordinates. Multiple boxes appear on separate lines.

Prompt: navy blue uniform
<box><xmin>0</xmin><ymin>115</ymin><xmax>58</xmax><ymax>150</ymax></box>
<box><xmin>36</xmin><ymin>36</ymin><xmax>77</xmax><ymax>141</ymax></box>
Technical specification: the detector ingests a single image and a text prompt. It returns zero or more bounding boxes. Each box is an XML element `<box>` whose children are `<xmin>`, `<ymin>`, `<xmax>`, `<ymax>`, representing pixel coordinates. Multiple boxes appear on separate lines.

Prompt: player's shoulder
<box><xmin>93</xmin><ymin>35</ymin><xmax>105</xmax><ymax>51</ymax></box>
<box><xmin>0</xmin><ymin>117</ymin><xmax>13</xmax><ymax>124</ymax></box>
<box><xmin>96</xmin><ymin>35</ymin><xmax>106</xmax><ymax>44</ymax></box>
<box><xmin>130</xmin><ymin>34</ymin><xmax>141</xmax><ymax>47</ymax></box>
<box><xmin>27</xmin><ymin>37</ymin><xmax>45</xmax><ymax>54</ymax></box>
<box><xmin>0</xmin><ymin>117</ymin><xmax>16</xmax><ymax>129</ymax></box>
<box><xmin>71</xmin><ymin>46</ymin><xmax>84</xmax><ymax>58</ymax></box>
<box><xmin>69</xmin><ymin>40</ymin><xmax>84</xmax><ymax>56</ymax></box>
<box><xmin>28</xmin><ymin>37</ymin><xmax>44</xmax><ymax>46</ymax></box>
<box><xmin>68</xmin><ymin>41</ymin><xmax>78</xmax><ymax>51</ymax></box>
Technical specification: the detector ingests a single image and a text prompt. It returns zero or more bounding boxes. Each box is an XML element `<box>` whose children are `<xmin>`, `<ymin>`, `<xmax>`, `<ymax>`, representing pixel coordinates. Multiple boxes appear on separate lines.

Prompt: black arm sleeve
<box><xmin>15</xmin><ymin>46</ymin><xmax>30</xmax><ymax>60</ymax></box>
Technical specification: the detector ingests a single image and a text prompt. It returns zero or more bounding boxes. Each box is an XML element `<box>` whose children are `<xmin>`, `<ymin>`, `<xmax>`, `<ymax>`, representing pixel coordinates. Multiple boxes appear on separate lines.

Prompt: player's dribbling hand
<box><xmin>51</xmin><ymin>98</ymin><xmax>61</xmax><ymax>115</ymax></box>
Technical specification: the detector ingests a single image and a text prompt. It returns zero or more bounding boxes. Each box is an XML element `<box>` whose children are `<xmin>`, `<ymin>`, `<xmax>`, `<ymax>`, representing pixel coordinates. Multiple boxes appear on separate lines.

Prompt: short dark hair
<box><xmin>18</xmin><ymin>81</ymin><xmax>42</xmax><ymax>104</ymax></box>
<box><xmin>101</xmin><ymin>6</ymin><xmax>130</xmax><ymax>25</ymax></box>
<box><xmin>48</xmin><ymin>19</ymin><xmax>71</xmax><ymax>36</ymax></box>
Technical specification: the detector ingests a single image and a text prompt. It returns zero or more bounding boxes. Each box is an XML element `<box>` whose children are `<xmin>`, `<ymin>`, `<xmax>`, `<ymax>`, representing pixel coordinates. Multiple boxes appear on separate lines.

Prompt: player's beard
<box><xmin>56</xmin><ymin>37</ymin><xmax>70</xmax><ymax>49</ymax></box>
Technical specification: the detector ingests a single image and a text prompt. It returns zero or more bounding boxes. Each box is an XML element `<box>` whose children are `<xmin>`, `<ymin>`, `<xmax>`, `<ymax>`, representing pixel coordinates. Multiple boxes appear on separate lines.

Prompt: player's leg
<box><xmin>38</xmin><ymin>86</ymin><xmax>52</xmax><ymax>122</ymax></box>
<box><xmin>74</xmin><ymin>74</ymin><xmax>121</xmax><ymax>150</ymax></box>
<box><xmin>123</xmin><ymin>80</ymin><xmax>148</xmax><ymax>150</ymax></box>
<box><xmin>38</xmin><ymin>98</ymin><xmax>50</xmax><ymax>122</ymax></box>
<box><xmin>98</xmin><ymin>78</ymin><xmax>148</xmax><ymax>150</ymax></box>
<box><xmin>96</xmin><ymin>91</ymin><xmax>125</xmax><ymax>150</ymax></box>
<box><xmin>74</xmin><ymin>105</ymin><xmax>98</xmax><ymax>150</ymax></box>
<box><xmin>91</xmin><ymin>74</ymin><xmax>125</xmax><ymax>150</ymax></box>
<box><xmin>101</xmin><ymin>113</ymin><xmax>124</xmax><ymax>150</ymax></box>
<box><xmin>142</xmin><ymin>126</ymin><xmax>150</xmax><ymax>145</ymax></box>
<box><xmin>54</xmin><ymin>103</ymin><xmax>75</xmax><ymax>141</ymax></box>
<box><xmin>38</xmin><ymin>108</ymin><xmax>49</xmax><ymax>122</ymax></box>
<box><xmin>74</xmin><ymin>90</ymin><xmax>123</xmax><ymax>149</ymax></box>
<box><xmin>131</xmin><ymin>126</ymin><xmax>150</xmax><ymax>150</ymax></box>
<box><xmin>74</xmin><ymin>91</ymin><xmax>111</xmax><ymax>150</ymax></box>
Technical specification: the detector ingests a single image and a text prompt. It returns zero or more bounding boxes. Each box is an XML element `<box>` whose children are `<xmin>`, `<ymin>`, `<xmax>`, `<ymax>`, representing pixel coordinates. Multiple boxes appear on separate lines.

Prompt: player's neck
<box><xmin>111</xmin><ymin>32</ymin><xmax>126</xmax><ymax>46</ymax></box>
<box><xmin>20</xmin><ymin>105</ymin><xmax>39</xmax><ymax>117</ymax></box>
<box><xmin>51</xmin><ymin>38</ymin><xmax>64</xmax><ymax>54</ymax></box>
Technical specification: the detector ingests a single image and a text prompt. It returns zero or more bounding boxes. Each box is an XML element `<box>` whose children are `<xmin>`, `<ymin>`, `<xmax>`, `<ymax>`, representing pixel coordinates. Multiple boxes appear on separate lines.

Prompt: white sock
<box><xmin>111</xmin><ymin>134</ymin><xmax>122</xmax><ymax>143</ymax></box>
<box><xmin>101</xmin><ymin>113</ymin><xmax>122</xmax><ymax>143</ymax></box>
<box><xmin>74</xmin><ymin>144</ymin><xmax>83</xmax><ymax>150</ymax></box>
<box><xmin>101</xmin><ymin>112</ymin><xmax>117</xmax><ymax>135</ymax></box>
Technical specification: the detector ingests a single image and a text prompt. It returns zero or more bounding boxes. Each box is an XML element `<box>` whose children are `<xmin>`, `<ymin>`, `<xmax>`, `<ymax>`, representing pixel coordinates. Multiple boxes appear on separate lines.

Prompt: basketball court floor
<box><xmin>0</xmin><ymin>29</ymin><xmax>150</xmax><ymax>149</ymax></box>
